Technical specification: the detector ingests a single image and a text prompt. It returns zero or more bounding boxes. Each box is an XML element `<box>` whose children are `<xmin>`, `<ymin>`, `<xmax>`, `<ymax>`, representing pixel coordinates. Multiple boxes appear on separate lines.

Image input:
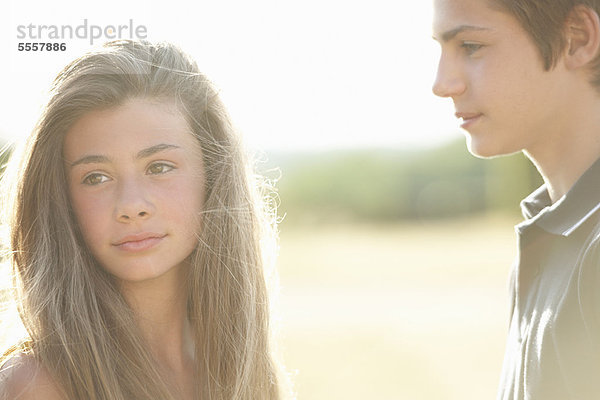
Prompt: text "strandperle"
<box><xmin>16</xmin><ymin>19</ymin><xmax>148</xmax><ymax>45</ymax></box>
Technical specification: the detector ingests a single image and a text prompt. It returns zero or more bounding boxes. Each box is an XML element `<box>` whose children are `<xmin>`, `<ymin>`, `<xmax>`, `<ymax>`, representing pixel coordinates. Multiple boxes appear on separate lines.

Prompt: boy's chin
<box><xmin>466</xmin><ymin>136</ymin><xmax>521</xmax><ymax>159</ymax></box>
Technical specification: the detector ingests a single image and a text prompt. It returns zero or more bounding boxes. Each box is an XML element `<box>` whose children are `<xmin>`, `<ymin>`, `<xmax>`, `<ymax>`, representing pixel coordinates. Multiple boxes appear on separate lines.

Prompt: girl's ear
<box><xmin>564</xmin><ymin>5</ymin><xmax>600</xmax><ymax>70</ymax></box>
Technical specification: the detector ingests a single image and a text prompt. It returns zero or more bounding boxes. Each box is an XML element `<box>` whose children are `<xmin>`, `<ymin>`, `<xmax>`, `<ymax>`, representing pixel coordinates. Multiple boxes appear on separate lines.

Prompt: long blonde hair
<box><xmin>0</xmin><ymin>40</ymin><xmax>283</xmax><ymax>399</ymax></box>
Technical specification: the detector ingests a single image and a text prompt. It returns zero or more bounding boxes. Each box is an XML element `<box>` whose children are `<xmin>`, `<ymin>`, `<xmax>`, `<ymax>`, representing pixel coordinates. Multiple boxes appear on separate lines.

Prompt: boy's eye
<box><xmin>83</xmin><ymin>173</ymin><xmax>110</xmax><ymax>186</ymax></box>
<box><xmin>461</xmin><ymin>42</ymin><xmax>484</xmax><ymax>55</ymax></box>
<box><xmin>147</xmin><ymin>162</ymin><xmax>175</xmax><ymax>175</ymax></box>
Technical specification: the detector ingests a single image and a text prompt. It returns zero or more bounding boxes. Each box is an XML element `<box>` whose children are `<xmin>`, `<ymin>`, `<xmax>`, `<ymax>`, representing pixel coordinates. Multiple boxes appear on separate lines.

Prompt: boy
<box><xmin>432</xmin><ymin>1</ymin><xmax>600</xmax><ymax>399</ymax></box>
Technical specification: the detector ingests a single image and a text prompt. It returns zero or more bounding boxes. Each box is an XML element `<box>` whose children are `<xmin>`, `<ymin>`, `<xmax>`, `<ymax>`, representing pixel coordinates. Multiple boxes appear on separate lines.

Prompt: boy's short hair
<box><xmin>489</xmin><ymin>0</ymin><xmax>600</xmax><ymax>86</ymax></box>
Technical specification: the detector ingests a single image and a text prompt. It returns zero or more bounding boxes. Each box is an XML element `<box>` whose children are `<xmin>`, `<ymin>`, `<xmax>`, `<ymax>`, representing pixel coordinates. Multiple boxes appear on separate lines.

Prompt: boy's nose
<box><xmin>432</xmin><ymin>56</ymin><xmax>466</xmax><ymax>98</ymax></box>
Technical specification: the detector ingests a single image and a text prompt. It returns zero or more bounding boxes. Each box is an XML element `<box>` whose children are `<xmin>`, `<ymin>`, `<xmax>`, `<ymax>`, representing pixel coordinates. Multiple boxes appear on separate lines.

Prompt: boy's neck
<box><xmin>524</xmin><ymin>85</ymin><xmax>600</xmax><ymax>204</ymax></box>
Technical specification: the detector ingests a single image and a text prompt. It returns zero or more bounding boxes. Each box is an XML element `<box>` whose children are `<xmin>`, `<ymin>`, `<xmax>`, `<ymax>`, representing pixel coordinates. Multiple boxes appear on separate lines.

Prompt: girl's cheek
<box><xmin>71</xmin><ymin>194</ymin><xmax>110</xmax><ymax>237</ymax></box>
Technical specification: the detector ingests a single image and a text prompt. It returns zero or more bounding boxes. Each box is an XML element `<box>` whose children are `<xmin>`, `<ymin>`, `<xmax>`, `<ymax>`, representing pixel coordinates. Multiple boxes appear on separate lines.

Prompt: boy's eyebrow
<box><xmin>434</xmin><ymin>25</ymin><xmax>492</xmax><ymax>42</ymax></box>
<box><xmin>69</xmin><ymin>143</ymin><xmax>181</xmax><ymax>168</ymax></box>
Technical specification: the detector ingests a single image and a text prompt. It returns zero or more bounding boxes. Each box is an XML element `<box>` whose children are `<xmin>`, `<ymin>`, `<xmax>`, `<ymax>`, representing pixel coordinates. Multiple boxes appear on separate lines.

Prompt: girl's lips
<box><xmin>113</xmin><ymin>234</ymin><xmax>166</xmax><ymax>252</ymax></box>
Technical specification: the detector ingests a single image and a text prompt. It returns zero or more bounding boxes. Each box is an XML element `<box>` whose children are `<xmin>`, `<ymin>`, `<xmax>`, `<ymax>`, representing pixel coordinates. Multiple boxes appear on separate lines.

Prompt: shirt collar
<box><xmin>518</xmin><ymin>157</ymin><xmax>600</xmax><ymax>236</ymax></box>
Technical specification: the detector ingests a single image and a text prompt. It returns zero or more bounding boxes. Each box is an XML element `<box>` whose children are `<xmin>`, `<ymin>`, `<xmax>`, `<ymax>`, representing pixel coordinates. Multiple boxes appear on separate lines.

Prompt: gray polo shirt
<box><xmin>497</xmin><ymin>158</ymin><xmax>600</xmax><ymax>400</ymax></box>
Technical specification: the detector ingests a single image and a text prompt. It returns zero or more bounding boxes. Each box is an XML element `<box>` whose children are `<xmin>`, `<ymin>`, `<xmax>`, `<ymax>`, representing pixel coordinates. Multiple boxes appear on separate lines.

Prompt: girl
<box><xmin>0</xmin><ymin>40</ymin><xmax>284</xmax><ymax>400</ymax></box>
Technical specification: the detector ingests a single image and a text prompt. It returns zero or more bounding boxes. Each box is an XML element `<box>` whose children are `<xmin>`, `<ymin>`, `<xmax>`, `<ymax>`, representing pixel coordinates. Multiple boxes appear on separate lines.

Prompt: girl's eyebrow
<box><xmin>69</xmin><ymin>143</ymin><xmax>181</xmax><ymax>168</ymax></box>
<box><xmin>69</xmin><ymin>154</ymin><xmax>110</xmax><ymax>168</ymax></box>
<box><xmin>136</xmin><ymin>143</ymin><xmax>181</xmax><ymax>159</ymax></box>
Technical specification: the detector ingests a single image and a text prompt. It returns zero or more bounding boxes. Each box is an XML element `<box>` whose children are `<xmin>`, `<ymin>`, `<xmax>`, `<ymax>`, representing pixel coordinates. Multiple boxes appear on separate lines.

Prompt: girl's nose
<box><xmin>114</xmin><ymin>178</ymin><xmax>154</xmax><ymax>223</ymax></box>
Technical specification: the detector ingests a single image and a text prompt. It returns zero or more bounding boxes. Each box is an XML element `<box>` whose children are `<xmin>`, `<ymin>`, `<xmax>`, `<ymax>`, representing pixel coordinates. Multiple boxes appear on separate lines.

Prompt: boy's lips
<box><xmin>455</xmin><ymin>112</ymin><xmax>483</xmax><ymax>129</ymax></box>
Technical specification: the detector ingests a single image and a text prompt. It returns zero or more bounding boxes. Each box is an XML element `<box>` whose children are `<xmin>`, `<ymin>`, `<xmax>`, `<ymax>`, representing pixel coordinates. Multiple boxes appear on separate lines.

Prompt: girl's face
<box><xmin>63</xmin><ymin>98</ymin><xmax>205</xmax><ymax>285</ymax></box>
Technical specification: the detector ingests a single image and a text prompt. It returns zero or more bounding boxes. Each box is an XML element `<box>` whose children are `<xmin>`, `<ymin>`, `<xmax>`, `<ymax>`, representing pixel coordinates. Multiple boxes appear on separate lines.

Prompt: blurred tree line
<box><xmin>262</xmin><ymin>139</ymin><xmax>542</xmax><ymax>224</ymax></box>
<box><xmin>0</xmin><ymin>138</ymin><xmax>541</xmax><ymax>224</ymax></box>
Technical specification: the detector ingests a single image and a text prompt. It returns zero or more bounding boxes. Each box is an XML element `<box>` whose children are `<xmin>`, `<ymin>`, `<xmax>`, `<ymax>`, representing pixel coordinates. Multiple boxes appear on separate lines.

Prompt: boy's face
<box><xmin>432</xmin><ymin>0</ymin><xmax>570</xmax><ymax>157</ymax></box>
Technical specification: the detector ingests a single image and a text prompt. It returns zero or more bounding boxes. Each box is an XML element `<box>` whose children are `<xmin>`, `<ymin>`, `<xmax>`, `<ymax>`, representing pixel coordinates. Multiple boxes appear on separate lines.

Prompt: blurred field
<box><xmin>277</xmin><ymin>214</ymin><xmax>520</xmax><ymax>400</ymax></box>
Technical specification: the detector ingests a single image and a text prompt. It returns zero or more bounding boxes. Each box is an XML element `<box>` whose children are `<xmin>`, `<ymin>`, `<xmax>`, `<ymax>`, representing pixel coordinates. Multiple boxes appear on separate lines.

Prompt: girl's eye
<box><xmin>82</xmin><ymin>173</ymin><xmax>110</xmax><ymax>186</ymax></box>
<box><xmin>147</xmin><ymin>163</ymin><xmax>175</xmax><ymax>175</ymax></box>
<box><xmin>461</xmin><ymin>42</ymin><xmax>484</xmax><ymax>55</ymax></box>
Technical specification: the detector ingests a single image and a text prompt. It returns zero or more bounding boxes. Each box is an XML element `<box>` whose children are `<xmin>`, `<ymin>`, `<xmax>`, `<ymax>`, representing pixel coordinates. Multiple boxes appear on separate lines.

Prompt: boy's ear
<box><xmin>564</xmin><ymin>5</ymin><xmax>600</xmax><ymax>70</ymax></box>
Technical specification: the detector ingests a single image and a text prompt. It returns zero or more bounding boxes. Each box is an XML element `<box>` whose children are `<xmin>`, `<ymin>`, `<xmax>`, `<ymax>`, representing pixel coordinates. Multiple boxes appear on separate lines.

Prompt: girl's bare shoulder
<box><xmin>0</xmin><ymin>352</ymin><xmax>64</xmax><ymax>399</ymax></box>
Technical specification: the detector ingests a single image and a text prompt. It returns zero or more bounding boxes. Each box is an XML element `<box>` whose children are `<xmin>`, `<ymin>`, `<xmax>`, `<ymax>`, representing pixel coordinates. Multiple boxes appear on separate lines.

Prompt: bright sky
<box><xmin>1</xmin><ymin>0</ymin><xmax>459</xmax><ymax>152</ymax></box>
